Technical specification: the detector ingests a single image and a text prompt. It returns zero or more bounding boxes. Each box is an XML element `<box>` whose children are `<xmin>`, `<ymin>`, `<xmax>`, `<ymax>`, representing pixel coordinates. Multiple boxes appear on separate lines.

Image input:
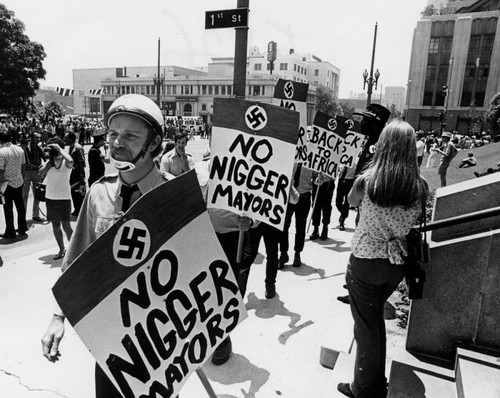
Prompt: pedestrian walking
<box><xmin>309</xmin><ymin>172</ymin><xmax>335</xmax><ymax>241</ymax></box>
<box><xmin>337</xmin><ymin>121</ymin><xmax>429</xmax><ymax>398</ymax></box>
<box><xmin>437</xmin><ymin>132</ymin><xmax>458</xmax><ymax>187</ymax></box>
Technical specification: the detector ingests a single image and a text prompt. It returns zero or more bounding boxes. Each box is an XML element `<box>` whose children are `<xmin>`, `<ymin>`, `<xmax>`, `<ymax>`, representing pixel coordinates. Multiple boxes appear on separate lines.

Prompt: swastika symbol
<box><xmin>327</xmin><ymin>118</ymin><xmax>337</xmax><ymax>131</ymax></box>
<box><xmin>113</xmin><ymin>219</ymin><xmax>151</xmax><ymax>267</ymax></box>
<box><xmin>284</xmin><ymin>81</ymin><xmax>294</xmax><ymax>99</ymax></box>
<box><xmin>345</xmin><ymin>119</ymin><xmax>354</xmax><ymax>129</ymax></box>
<box><xmin>245</xmin><ymin>105</ymin><xmax>268</xmax><ymax>131</ymax></box>
<box><xmin>117</xmin><ymin>226</ymin><xmax>147</xmax><ymax>260</ymax></box>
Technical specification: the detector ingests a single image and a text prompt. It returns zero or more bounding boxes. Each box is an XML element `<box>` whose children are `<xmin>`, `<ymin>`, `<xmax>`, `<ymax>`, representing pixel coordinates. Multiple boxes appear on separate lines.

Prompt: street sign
<box><xmin>205</xmin><ymin>8</ymin><xmax>248</xmax><ymax>29</ymax></box>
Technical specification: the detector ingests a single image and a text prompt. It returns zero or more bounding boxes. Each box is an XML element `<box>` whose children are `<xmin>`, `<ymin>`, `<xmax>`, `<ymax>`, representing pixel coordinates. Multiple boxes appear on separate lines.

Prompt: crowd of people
<box><xmin>0</xmin><ymin>93</ymin><xmax>493</xmax><ymax>397</ymax></box>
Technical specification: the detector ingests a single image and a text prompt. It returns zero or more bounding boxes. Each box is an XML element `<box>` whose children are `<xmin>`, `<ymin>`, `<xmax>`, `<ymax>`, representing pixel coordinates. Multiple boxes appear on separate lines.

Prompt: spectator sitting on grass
<box><xmin>457</xmin><ymin>152</ymin><xmax>477</xmax><ymax>168</ymax></box>
<box><xmin>474</xmin><ymin>161</ymin><xmax>500</xmax><ymax>177</ymax></box>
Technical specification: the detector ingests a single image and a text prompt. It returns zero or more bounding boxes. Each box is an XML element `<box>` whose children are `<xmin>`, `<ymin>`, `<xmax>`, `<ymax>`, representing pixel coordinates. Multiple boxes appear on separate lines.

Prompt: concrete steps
<box><xmin>387</xmin><ymin>346</ymin><xmax>500</xmax><ymax>398</ymax></box>
<box><xmin>455</xmin><ymin>347</ymin><xmax>500</xmax><ymax>398</ymax></box>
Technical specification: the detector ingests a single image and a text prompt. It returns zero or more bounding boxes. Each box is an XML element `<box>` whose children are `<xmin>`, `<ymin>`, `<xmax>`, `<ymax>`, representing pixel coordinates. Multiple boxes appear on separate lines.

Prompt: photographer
<box><xmin>39</xmin><ymin>138</ymin><xmax>73</xmax><ymax>260</ymax></box>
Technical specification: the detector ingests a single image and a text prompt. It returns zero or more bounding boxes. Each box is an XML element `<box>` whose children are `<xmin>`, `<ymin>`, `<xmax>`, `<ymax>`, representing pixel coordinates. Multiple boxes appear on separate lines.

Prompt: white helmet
<box><xmin>105</xmin><ymin>94</ymin><xmax>164</xmax><ymax>172</ymax></box>
<box><xmin>105</xmin><ymin>94</ymin><xmax>164</xmax><ymax>139</ymax></box>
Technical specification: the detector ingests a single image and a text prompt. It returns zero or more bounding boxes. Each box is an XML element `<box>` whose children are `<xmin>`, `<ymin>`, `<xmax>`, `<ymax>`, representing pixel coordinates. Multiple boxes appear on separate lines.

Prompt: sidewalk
<box><xmin>0</xmin><ymin>192</ymin><xmax>361</xmax><ymax>398</ymax></box>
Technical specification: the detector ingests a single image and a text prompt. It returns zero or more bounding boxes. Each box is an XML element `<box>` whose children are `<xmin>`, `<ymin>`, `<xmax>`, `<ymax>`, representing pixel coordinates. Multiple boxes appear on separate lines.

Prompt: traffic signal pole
<box><xmin>233</xmin><ymin>0</ymin><xmax>249</xmax><ymax>98</ymax></box>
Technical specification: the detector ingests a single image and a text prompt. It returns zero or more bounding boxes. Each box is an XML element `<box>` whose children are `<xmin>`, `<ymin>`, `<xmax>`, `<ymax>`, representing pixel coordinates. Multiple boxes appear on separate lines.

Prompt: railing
<box><xmin>422</xmin><ymin>206</ymin><xmax>500</xmax><ymax>232</ymax></box>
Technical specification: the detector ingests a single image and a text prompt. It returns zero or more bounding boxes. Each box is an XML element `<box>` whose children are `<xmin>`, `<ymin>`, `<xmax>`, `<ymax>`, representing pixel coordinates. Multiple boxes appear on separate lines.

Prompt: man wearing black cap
<box><xmin>337</xmin><ymin>103</ymin><xmax>390</xmax><ymax>306</ymax></box>
<box><xmin>87</xmin><ymin>128</ymin><xmax>110</xmax><ymax>186</ymax></box>
<box><xmin>353</xmin><ymin>103</ymin><xmax>391</xmax><ymax>175</ymax></box>
<box><xmin>41</xmin><ymin>94</ymin><xmax>168</xmax><ymax>398</ymax></box>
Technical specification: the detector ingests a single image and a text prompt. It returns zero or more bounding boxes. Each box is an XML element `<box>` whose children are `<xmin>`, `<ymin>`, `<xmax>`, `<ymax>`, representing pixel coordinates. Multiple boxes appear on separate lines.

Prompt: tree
<box><xmin>338</xmin><ymin>100</ymin><xmax>356</xmax><ymax>119</ymax></box>
<box><xmin>388</xmin><ymin>103</ymin><xmax>401</xmax><ymax>120</ymax></box>
<box><xmin>485</xmin><ymin>93</ymin><xmax>500</xmax><ymax>141</ymax></box>
<box><xmin>315</xmin><ymin>84</ymin><xmax>339</xmax><ymax>116</ymax></box>
<box><xmin>0</xmin><ymin>4</ymin><xmax>46</xmax><ymax>117</ymax></box>
<box><xmin>468</xmin><ymin>102</ymin><xmax>484</xmax><ymax>136</ymax></box>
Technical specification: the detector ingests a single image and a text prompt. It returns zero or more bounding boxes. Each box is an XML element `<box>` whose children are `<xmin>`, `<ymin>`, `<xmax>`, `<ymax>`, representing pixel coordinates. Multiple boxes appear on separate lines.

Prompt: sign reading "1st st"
<box><xmin>205</xmin><ymin>8</ymin><xmax>249</xmax><ymax>29</ymax></box>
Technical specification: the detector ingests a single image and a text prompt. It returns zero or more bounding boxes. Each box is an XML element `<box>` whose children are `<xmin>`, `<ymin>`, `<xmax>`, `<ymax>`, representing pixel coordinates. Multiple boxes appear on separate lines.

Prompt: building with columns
<box><xmin>71</xmin><ymin>45</ymin><xmax>340</xmax><ymax>125</ymax></box>
<box><xmin>406</xmin><ymin>0</ymin><xmax>500</xmax><ymax>134</ymax></box>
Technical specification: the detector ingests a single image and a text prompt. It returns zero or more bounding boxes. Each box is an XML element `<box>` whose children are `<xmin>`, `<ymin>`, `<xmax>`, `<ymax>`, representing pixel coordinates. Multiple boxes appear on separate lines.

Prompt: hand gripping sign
<box><xmin>306</xmin><ymin>112</ymin><xmax>363</xmax><ymax>177</ymax></box>
<box><xmin>207</xmin><ymin>97</ymin><xmax>299</xmax><ymax>231</ymax></box>
<box><xmin>53</xmin><ymin>170</ymin><xmax>247</xmax><ymax>398</ymax></box>
<box><xmin>272</xmin><ymin>78</ymin><xmax>309</xmax><ymax>164</ymax></box>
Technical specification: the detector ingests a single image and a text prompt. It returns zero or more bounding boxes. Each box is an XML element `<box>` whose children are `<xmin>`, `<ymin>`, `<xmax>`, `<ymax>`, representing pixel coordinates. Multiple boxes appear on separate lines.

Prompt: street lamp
<box><xmin>153</xmin><ymin>73</ymin><xmax>164</xmax><ymax>107</ymax></box>
<box><xmin>362</xmin><ymin>22</ymin><xmax>380</xmax><ymax>107</ymax></box>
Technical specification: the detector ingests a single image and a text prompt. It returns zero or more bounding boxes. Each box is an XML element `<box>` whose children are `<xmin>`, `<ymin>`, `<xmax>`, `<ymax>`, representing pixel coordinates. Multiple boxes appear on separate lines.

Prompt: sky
<box><xmin>3</xmin><ymin>0</ymin><xmax>428</xmax><ymax>99</ymax></box>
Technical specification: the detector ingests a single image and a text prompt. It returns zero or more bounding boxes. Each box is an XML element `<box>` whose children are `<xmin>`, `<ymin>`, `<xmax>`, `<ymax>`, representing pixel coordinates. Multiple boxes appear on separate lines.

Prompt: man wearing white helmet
<box><xmin>41</xmin><ymin>94</ymin><xmax>167</xmax><ymax>398</ymax></box>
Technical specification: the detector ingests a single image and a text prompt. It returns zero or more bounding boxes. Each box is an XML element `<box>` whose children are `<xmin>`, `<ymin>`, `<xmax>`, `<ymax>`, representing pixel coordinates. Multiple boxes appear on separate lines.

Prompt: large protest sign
<box><xmin>53</xmin><ymin>171</ymin><xmax>247</xmax><ymax>398</ymax></box>
<box><xmin>207</xmin><ymin>97</ymin><xmax>299</xmax><ymax>231</ymax></box>
<box><xmin>272</xmin><ymin>78</ymin><xmax>309</xmax><ymax>163</ymax></box>
<box><xmin>306</xmin><ymin>112</ymin><xmax>363</xmax><ymax>177</ymax></box>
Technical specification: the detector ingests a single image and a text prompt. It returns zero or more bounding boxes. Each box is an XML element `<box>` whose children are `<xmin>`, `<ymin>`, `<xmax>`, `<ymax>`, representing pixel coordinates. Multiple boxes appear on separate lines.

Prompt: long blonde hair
<box><xmin>359</xmin><ymin>120</ymin><xmax>428</xmax><ymax>208</ymax></box>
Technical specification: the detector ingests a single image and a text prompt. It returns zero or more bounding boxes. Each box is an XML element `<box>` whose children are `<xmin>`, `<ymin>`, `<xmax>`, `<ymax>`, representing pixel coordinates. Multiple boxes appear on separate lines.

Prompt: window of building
<box><xmin>215</xmin><ymin>85</ymin><xmax>219</xmax><ymax>95</ymax></box>
<box><xmin>202</xmin><ymin>85</ymin><xmax>207</xmax><ymax>95</ymax></box>
<box><xmin>279</xmin><ymin>63</ymin><xmax>288</xmax><ymax>70</ymax></box>
<box><xmin>202</xmin><ymin>104</ymin><xmax>207</xmax><ymax>111</ymax></box>
<box><xmin>267</xmin><ymin>63</ymin><xmax>271</xmax><ymax>70</ymax></box>
<box><xmin>314</xmin><ymin>69</ymin><xmax>319</xmax><ymax>76</ymax></box>
<box><xmin>253</xmin><ymin>86</ymin><xmax>261</xmax><ymax>96</ymax></box>
<box><xmin>208</xmin><ymin>86</ymin><xmax>213</xmax><ymax>95</ymax></box>
<box><xmin>227</xmin><ymin>85</ymin><xmax>232</xmax><ymax>95</ymax></box>
<box><xmin>221</xmin><ymin>86</ymin><xmax>226</xmax><ymax>95</ymax></box>
<box><xmin>294</xmin><ymin>64</ymin><xmax>297</xmax><ymax>72</ymax></box>
<box><xmin>146</xmin><ymin>86</ymin><xmax>150</xmax><ymax>95</ymax></box>
<box><xmin>482</xmin><ymin>35</ymin><xmax>495</xmax><ymax>53</ymax></box>
<box><xmin>172</xmin><ymin>86</ymin><xmax>177</xmax><ymax>95</ymax></box>
<box><xmin>429</xmin><ymin>37</ymin><xmax>440</xmax><ymax>54</ymax></box>
<box><xmin>254</xmin><ymin>63</ymin><xmax>262</xmax><ymax>71</ymax></box>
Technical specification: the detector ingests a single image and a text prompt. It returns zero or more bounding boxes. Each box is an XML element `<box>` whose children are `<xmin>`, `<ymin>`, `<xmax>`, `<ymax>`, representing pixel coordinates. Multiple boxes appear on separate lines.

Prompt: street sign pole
<box><xmin>233</xmin><ymin>0</ymin><xmax>249</xmax><ymax>98</ymax></box>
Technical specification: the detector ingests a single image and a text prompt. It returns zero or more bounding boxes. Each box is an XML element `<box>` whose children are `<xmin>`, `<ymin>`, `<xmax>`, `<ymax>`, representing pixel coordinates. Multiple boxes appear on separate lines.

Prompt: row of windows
<box><xmin>103</xmin><ymin>84</ymin><xmax>237</xmax><ymax>97</ymax></box>
<box><xmin>253</xmin><ymin>62</ymin><xmax>312</xmax><ymax>75</ymax></box>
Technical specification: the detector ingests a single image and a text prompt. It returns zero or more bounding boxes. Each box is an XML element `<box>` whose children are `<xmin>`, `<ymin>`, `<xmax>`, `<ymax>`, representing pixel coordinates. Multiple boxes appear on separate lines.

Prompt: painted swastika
<box><xmin>327</xmin><ymin>118</ymin><xmax>337</xmax><ymax>131</ymax></box>
<box><xmin>345</xmin><ymin>119</ymin><xmax>354</xmax><ymax>130</ymax></box>
<box><xmin>245</xmin><ymin>105</ymin><xmax>268</xmax><ymax>131</ymax></box>
<box><xmin>117</xmin><ymin>227</ymin><xmax>147</xmax><ymax>260</ymax></box>
<box><xmin>113</xmin><ymin>219</ymin><xmax>151</xmax><ymax>267</ymax></box>
<box><xmin>284</xmin><ymin>81</ymin><xmax>295</xmax><ymax>99</ymax></box>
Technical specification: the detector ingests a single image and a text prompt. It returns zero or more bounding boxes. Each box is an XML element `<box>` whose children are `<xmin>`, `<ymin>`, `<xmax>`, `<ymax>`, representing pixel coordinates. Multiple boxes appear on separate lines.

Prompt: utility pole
<box><xmin>233</xmin><ymin>0</ymin><xmax>249</xmax><ymax>98</ymax></box>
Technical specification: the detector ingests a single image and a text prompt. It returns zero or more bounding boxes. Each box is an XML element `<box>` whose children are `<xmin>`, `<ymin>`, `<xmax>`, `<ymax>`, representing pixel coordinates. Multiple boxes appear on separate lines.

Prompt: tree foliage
<box><xmin>0</xmin><ymin>4</ymin><xmax>46</xmax><ymax>117</ymax></box>
<box><xmin>315</xmin><ymin>84</ymin><xmax>339</xmax><ymax>116</ymax></box>
<box><xmin>485</xmin><ymin>93</ymin><xmax>500</xmax><ymax>140</ymax></box>
<box><xmin>388</xmin><ymin>103</ymin><xmax>401</xmax><ymax>120</ymax></box>
<box><xmin>338</xmin><ymin>100</ymin><xmax>356</xmax><ymax>119</ymax></box>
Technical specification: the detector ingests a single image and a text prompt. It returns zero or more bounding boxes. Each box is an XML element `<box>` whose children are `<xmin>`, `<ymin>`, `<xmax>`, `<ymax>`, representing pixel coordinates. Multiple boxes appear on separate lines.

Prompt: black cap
<box><xmin>353</xmin><ymin>103</ymin><xmax>391</xmax><ymax>125</ymax></box>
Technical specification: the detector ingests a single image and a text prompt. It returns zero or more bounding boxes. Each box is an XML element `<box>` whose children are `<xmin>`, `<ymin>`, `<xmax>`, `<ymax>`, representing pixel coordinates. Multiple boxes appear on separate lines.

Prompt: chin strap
<box><xmin>111</xmin><ymin>147</ymin><xmax>148</xmax><ymax>172</ymax></box>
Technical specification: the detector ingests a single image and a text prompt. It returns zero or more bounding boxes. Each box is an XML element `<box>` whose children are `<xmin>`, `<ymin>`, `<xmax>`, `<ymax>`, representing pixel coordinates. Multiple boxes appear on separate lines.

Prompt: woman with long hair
<box><xmin>39</xmin><ymin>138</ymin><xmax>74</xmax><ymax>260</ymax></box>
<box><xmin>337</xmin><ymin>121</ymin><xmax>429</xmax><ymax>398</ymax></box>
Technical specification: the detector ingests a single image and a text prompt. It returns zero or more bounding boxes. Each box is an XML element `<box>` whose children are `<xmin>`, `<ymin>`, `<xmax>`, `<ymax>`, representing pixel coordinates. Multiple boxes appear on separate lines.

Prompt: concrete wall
<box><xmin>406</xmin><ymin>173</ymin><xmax>500</xmax><ymax>362</ymax></box>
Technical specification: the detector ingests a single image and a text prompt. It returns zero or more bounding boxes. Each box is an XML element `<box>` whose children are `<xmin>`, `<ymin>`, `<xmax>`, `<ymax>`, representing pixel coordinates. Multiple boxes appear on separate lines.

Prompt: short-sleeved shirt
<box><xmin>62</xmin><ymin>167</ymin><xmax>169</xmax><ymax>272</ymax></box>
<box><xmin>351</xmin><ymin>189</ymin><xmax>421</xmax><ymax>265</ymax></box>
<box><xmin>160</xmin><ymin>148</ymin><xmax>194</xmax><ymax>177</ymax></box>
<box><xmin>0</xmin><ymin>143</ymin><xmax>25</xmax><ymax>188</ymax></box>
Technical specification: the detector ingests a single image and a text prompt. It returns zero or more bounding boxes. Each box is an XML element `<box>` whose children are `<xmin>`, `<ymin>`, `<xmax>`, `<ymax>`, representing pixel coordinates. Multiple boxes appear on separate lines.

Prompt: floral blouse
<box><xmin>351</xmin><ymin>190</ymin><xmax>421</xmax><ymax>265</ymax></box>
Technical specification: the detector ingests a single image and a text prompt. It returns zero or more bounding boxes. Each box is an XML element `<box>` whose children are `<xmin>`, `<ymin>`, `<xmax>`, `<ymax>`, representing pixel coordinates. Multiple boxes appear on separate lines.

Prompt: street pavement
<box><xmin>0</xmin><ymin>138</ymin><xmax>361</xmax><ymax>398</ymax></box>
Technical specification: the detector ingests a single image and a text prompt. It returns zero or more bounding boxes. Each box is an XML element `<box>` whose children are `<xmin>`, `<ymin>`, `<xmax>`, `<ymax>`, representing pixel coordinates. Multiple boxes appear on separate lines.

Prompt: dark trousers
<box><xmin>240</xmin><ymin>222</ymin><xmax>280</xmax><ymax>296</ymax></box>
<box><xmin>2</xmin><ymin>184</ymin><xmax>27</xmax><ymax>236</ymax></box>
<box><xmin>335</xmin><ymin>178</ymin><xmax>355</xmax><ymax>223</ymax></box>
<box><xmin>280</xmin><ymin>192</ymin><xmax>311</xmax><ymax>254</ymax></box>
<box><xmin>346</xmin><ymin>255</ymin><xmax>405</xmax><ymax>398</ymax></box>
<box><xmin>311</xmin><ymin>181</ymin><xmax>335</xmax><ymax>227</ymax></box>
<box><xmin>216</xmin><ymin>231</ymin><xmax>249</xmax><ymax>296</ymax></box>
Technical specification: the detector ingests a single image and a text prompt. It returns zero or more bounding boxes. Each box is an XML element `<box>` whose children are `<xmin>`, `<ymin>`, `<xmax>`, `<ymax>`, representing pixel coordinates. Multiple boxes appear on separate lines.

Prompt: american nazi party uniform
<box><xmin>42</xmin><ymin>94</ymin><xmax>169</xmax><ymax>398</ymax></box>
